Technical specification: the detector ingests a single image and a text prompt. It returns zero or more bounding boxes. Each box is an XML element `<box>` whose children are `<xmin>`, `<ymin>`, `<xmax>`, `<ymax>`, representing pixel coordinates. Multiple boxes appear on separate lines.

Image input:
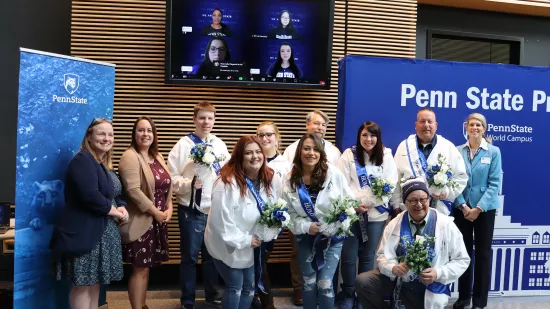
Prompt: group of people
<box><xmin>193</xmin><ymin>8</ymin><xmax>303</xmax><ymax>79</ymax></box>
<box><xmin>49</xmin><ymin>102</ymin><xmax>503</xmax><ymax>309</ymax></box>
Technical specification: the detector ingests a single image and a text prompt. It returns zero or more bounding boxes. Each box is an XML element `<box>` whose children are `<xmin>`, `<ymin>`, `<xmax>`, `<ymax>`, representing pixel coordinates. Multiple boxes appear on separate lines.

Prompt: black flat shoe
<box><xmin>472</xmin><ymin>306</ymin><xmax>485</xmax><ymax>309</ymax></box>
<box><xmin>453</xmin><ymin>299</ymin><xmax>471</xmax><ymax>309</ymax></box>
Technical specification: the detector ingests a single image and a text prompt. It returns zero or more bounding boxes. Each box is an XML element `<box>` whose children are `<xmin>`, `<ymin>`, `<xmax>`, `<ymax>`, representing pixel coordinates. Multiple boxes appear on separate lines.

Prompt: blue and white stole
<box><xmin>352</xmin><ymin>146</ymin><xmax>393</xmax><ymax>215</ymax></box>
<box><xmin>297</xmin><ymin>180</ymin><xmax>345</xmax><ymax>271</ymax></box>
<box><xmin>396</xmin><ymin>210</ymin><xmax>451</xmax><ymax>296</ymax></box>
<box><xmin>246</xmin><ymin>178</ymin><xmax>268</xmax><ymax>294</ymax></box>
<box><xmin>405</xmin><ymin>137</ymin><xmax>453</xmax><ymax>214</ymax></box>
<box><xmin>187</xmin><ymin>133</ymin><xmax>222</xmax><ymax>175</ymax></box>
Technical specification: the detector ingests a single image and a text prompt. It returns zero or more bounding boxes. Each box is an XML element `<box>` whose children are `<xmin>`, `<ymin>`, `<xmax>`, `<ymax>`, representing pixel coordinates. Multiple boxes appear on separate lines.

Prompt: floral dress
<box><xmin>122</xmin><ymin>159</ymin><xmax>171</xmax><ymax>267</ymax></box>
<box><xmin>55</xmin><ymin>169</ymin><xmax>124</xmax><ymax>286</ymax></box>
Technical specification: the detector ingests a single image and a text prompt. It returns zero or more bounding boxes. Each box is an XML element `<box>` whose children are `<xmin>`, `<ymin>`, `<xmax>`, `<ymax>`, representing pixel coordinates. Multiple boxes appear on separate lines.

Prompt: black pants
<box><xmin>355</xmin><ymin>269</ymin><xmax>426</xmax><ymax>309</ymax></box>
<box><xmin>453</xmin><ymin>208</ymin><xmax>496</xmax><ymax>308</ymax></box>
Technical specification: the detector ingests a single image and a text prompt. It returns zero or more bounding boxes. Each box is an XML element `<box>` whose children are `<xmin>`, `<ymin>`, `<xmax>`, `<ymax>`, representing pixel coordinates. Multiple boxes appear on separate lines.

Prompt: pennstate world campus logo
<box><xmin>63</xmin><ymin>73</ymin><xmax>80</xmax><ymax>95</ymax></box>
<box><xmin>462</xmin><ymin>121</ymin><xmax>468</xmax><ymax>141</ymax></box>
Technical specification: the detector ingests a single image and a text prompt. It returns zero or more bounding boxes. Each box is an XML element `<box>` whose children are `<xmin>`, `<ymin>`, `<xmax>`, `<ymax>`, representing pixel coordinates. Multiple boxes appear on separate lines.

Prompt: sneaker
<box><xmin>205</xmin><ymin>297</ymin><xmax>222</xmax><ymax>308</ymax></box>
<box><xmin>339</xmin><ymin>298</ymin><xmax>354</xmax><ymax>309</ymax></box>
<box><xmin>292</xmin><ymin>289</ymin><xmax>303</xmax><ymax>306</ymax></box>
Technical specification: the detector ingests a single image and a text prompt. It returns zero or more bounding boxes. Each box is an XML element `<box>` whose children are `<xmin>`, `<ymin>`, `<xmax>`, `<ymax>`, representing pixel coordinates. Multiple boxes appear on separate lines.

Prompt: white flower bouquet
<box><xmin>369</xmin><ymin>175</ymin><xmax>395</xmax><ymax>205</ymax></box>
<box><xmin>253</xmin><ymin>198</ymin><xmax>291</xmax><ymax>242</ymax></box>
<box><xmin>319</xmin><ymin>196</ymin><xmax>360</xmax><ymax>237</ymax></box>
<box><xmin>426</xmin><ymin>154</ymin><xmax>459</xmax><ymax>196</ymax></box>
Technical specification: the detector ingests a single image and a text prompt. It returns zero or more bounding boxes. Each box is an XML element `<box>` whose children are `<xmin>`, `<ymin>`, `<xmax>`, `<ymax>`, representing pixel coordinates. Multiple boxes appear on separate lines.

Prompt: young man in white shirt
<box><xmin>168</xmin><ymin>101</ymin><xmax>230</xmax><ymax>309</ymax></box>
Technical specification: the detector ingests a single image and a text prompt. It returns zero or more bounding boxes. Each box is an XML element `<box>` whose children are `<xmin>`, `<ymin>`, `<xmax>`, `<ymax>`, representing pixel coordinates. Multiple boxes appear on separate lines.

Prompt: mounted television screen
<box><xmin>165</xmin><ymin>0</ymin><xmax>335</xmax><ymax>89</ymax></box>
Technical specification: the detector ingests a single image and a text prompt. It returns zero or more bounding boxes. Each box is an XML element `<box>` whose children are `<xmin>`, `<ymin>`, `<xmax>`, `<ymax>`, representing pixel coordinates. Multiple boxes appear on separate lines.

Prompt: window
<box><xmin>546</xmin><ymin>252</ymin><xmax>550</xmax><ymax>260</ymax></box>
<box><xmin>543</xmin><ymin>233</ymin><xmax>550</xmax><ymax>244</ymax></box>
<box><xmin>545</xmin><ymin>278</ymin><xmax>550</xmax><ymax>287</ymax></box>
<box><xmin>533</xmin><ymin>234</ymin><xmax>540</xmax><ymax>244</ymax></box>
<box><xmin>529</xmin><ymin>278</ymin><xmax>535</xmax><ymax>287</ymax></box>
<box><xmin>530</xmin><ymin>265</ymin><xmax>537</xmax><ymax>273</ymax></box>
<box><xmin>427</xmin><ymin>30</ymin><xmax>521</xmax><ymax>65</ymax></box>
<box><xmin>539</xmin><ymin>252</ymin><xmax>545</xmax><ymax>260</ymax></box>
<box><xmin>531</xmin><ymin>252</ymin><xmax>537</xmax><ymax>260</ymax></box>
<box><xmin>538</xmin><ymin>265</ymin><xmax>544</xmax><ymax>273</ymax></box>
<box><xmin>536</xmin><ymin>278</ymin><xmax>543</xmax><ymax>286</ymax></box>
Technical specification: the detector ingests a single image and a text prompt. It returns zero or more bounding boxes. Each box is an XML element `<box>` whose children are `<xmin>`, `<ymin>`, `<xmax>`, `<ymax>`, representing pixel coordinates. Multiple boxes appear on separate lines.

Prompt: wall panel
<box><xmin>71</xmin><ymin>0</ymin><xmax>417</xmax><ymax>263</ymax></box>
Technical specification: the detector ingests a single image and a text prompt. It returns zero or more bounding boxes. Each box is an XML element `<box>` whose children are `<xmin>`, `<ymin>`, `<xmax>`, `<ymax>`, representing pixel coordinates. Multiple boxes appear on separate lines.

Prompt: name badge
<box><xmin>481</xmin><ymin>157</ymin><xmax>491</xmax><ymax>164</ymax></box>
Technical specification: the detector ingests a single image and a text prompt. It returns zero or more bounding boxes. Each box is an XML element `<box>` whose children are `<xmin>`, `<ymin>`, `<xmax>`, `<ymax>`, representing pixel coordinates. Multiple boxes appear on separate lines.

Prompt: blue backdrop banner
<box><xmin>336</xmin><ymin>55</ymin><xmax>550</xmax><ymax>296</ymax></box>
<box><xmin>15</xmin><ymin>48</ymin><xmax>115</xmax><ymax>308</ymax></box>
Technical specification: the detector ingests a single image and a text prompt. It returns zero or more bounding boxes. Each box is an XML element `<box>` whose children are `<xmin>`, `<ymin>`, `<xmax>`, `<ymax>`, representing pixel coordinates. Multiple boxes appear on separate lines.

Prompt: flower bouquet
<box><xmin>253</xmin><ymin>198</ymin><xmax>291</xmax><ymax>242</ymax></box>
<box><xmin>188</xmin><ymin>143</ymin><xmax>226</xmax><ymax>209</ymax></box>
<box><xmin>368</xmin><ymin>175</ymin><xmax>395</xmax><ymax>205</ymax></box>
<box><xmin>319</xmin><ymin>196</ymin><xmax>360</xmax><ymax>237</ymax></box>
<box><xmin>426</xmin><ymin>154</ymin><xmax>459</xmax><ymax>197</ymax></box>
<box><xmin>398</xmin><ymin>235</ymin><xmax>436</xmax><ymax>277</ymax></box>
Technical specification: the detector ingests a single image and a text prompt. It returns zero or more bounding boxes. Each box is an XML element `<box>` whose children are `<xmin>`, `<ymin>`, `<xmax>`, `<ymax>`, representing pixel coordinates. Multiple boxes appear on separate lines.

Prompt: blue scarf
<box><xmin>297</xmin><ymin>180</ymin><xmax>345</xmax><ymax>271</ymax></box>
<box><xmin>396</xmin><ymin>210</ymin><xmax>450</xmax><ymax>296</ymax></box>
<box><xmin>246</xmin><ymin>178</ymin><xmax>268</xmax><ymax>294</ymax></box>
<box><xmin>405</xmin><ymin>139</ymin><xmax>453</xmax><ymax>215</ymax></box>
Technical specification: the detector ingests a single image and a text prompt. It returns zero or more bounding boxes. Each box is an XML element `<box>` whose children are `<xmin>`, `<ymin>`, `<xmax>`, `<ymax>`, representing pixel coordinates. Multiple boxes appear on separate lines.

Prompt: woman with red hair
<box><xmin>205</xmin><ymin>136</ymin><xmax>283</xmax><ymax>309</ymax></box>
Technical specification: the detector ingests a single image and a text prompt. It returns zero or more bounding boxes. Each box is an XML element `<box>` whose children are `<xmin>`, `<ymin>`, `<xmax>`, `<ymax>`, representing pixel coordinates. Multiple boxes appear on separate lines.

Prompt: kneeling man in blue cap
<box><xmin>355</xmin><ymin>177</ymin><xmax>470</xmax><ymax>309</ymax></box>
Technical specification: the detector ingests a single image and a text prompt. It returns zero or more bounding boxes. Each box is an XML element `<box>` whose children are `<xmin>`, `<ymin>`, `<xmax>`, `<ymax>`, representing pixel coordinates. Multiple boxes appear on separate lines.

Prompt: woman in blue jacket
<box><xmin>50</xmin><ymin>118</ymin><xmax>129</xmax><ymax>309</ymax></box>
<box><xmin>453</xmin><ymin>113</ymin><xmax>502</xmax><ymax>309</ymax></box>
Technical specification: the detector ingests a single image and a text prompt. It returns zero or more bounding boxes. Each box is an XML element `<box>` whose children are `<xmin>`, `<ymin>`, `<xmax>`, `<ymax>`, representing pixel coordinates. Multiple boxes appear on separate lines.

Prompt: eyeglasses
<box><xmin>209</xmin><ymin>46</ymin><xmax>226</xmax><ymax>53</ymax></box>
<box><xmin>405</xmin><ymin>197</ymin><xmax>429</xmax><ymax>205</ymax></box>
<box><xmin>88</xmin><ymin>117</ymin><xmax>112</xmax><ymax>128</ymax></box>
<box><xmin>257</xmin><ymin>132</ymin><xmax>275</xmax><ymax>139</ymax></box>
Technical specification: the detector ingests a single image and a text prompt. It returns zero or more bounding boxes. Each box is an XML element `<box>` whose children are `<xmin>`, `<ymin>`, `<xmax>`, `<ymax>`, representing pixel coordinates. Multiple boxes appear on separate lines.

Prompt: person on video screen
<box><xmin>266</xmin><ymin>43</ymin><xmax>303</xmax><ymax>79</ymax></box>
<box><xmin>201</xmin><ymin>8</ymin><xmax>232</xmax><ymax>37</ymax></box>
<box><xmin>192</xmin><ymin>37</ymin><xmax>231</xmax><ymax>76</ymax></box>
<box><xmin>267</xmin><ymin>10</ymin><xmax>300</xmax><ymax>40</ymax></box>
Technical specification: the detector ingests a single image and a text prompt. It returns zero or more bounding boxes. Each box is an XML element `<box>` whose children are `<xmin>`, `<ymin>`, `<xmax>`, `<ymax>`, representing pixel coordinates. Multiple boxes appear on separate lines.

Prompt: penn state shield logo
<box><xmin>64</xmin><ymin>73</ymin><xmax>80</xmax><ymax>95</ymax></box>
<box><xmin>462</xmin><ymin>121</ymin><xmax>468</xmax><ymax>140</ymax></box>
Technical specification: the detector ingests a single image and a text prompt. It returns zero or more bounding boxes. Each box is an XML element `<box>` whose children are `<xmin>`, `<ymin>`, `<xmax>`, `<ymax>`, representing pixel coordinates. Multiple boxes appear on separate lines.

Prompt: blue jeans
<box><xmin>296</xmin><ymin>234</ymin><xmax>343</xmax><ymax>309</ymax></box>
<box><xmin>340</xmin><ymin>220</ymin><xmax>385</xmax><ymax>298</ymax></box>
<box><xmin>178</xmin><ymin>206</ymin><xmax>219</xmax><ymax>306</ymax></box>
<box><xmin>213</xmin><ymin>258</ymin><xmax>255</xmax><ymax>309</ymax></box>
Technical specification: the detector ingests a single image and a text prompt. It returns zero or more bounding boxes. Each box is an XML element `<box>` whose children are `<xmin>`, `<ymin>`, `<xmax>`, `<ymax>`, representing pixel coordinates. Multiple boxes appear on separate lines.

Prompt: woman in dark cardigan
<box><xmin>50</xmin><ymin>118</ymin><xmax>129</xmax><ymax>309</ymax></box>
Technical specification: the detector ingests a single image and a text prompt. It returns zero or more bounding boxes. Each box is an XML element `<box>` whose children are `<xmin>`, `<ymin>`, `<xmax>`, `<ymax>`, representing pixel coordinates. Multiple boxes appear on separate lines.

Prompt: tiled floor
<box><xmin>105</xmin><ymin>289</ymin><xmax>550</xmax><ymax>309</ymax></box>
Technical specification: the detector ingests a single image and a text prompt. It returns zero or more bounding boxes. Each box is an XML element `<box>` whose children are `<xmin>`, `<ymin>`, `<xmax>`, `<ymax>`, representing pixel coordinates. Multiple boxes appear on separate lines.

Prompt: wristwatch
<box><xmin>458</xmin><ymin>203</ymin><xmax>467</xmax><ymax>210</ymax></box>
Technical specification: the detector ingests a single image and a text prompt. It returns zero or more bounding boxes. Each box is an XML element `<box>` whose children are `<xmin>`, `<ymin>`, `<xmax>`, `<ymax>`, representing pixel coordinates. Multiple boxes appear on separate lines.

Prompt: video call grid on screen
<box><xmin>166</xmin><ymin>0</ymin><xmax>334</xmax><ymax>89</ymax></box>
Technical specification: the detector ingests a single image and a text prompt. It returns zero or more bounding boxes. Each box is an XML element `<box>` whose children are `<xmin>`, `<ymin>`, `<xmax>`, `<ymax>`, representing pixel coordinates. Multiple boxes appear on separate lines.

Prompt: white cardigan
<box><xmin>204</xmin><ymin>174</ymin><xmax>283</xmax><ymax>269</ymax></box>
<box><xmin>391</xmin><ymin>134</ymin><xmax>468</xmax><ymax>215</ymax></box>
<box><xmin>267</xmin><ymin>154</ymin><xmax>291</xmax><ymax>179</ymax></box>
<box><xmin>284</xmin><ymin>165</ymin><xmax>354</xmax><ymax>235</ymax></box>
<box><xmin>337</xmin><ymin>147</ymin><xmax>398</xmax><ymax>221</ymax></box>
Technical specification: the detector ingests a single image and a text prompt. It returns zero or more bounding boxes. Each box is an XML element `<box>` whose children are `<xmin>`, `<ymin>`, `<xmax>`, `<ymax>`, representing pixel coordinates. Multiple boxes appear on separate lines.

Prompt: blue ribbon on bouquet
<box><xmin>395</xmin><ymin>210</ymin><xmax>450</xmax><ymax>297</ymax></box>
<box><xmin>297</xmin><ymin>181</ymin><xmax>345</xmax><ymax>271</ymax></box>
<box><xmin>406</xmin><ymin>138</ymin><xmax>453</xmax><ymax>215</ymax></box>
<box><xmin>246</xmin><ymin>178</ymin><xmax>268</xmax><ymax>294</ymax></box>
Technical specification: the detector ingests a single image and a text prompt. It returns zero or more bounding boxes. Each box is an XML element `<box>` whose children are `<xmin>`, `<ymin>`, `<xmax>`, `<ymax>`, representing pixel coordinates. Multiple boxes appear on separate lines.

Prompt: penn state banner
<box><xmin>336</xmin><ymin>55</ymin><xmax>550</xmax><ymax>297</ymax></box>
<box><xmin>15</xmin><ymin>48</ymin><xmax>115</xmax><ymax>308</ymax></box>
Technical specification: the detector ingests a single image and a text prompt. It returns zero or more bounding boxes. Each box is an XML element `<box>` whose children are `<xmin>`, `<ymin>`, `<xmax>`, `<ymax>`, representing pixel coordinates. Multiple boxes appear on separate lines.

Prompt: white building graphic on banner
<box><xmin>450</xmin><ymin>173</ymin><xmax>550</xmax><ymax>297</ymax></box>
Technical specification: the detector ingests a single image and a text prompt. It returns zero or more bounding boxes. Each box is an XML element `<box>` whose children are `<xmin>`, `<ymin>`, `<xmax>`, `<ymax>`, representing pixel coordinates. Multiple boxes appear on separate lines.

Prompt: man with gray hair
<box><xmin>283</xmin><ymin>109</ymin><xmax>342</xmax><ymax>165</ymax></box>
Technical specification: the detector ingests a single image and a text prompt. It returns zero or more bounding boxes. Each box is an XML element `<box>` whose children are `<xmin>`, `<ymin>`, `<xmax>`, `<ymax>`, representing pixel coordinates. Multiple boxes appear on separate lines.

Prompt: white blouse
<box><xmin>337</xmin><ymin>147</ymin><xmax>398</xmax><ymax>221</ymax></box>
<box><xmin>204</xmin><ymin>174</ymin><xmax>283</xmax><ymax>269</ymax></box>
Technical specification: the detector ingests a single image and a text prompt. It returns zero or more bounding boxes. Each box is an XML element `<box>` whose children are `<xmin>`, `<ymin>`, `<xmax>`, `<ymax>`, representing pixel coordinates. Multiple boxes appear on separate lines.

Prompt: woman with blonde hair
<box><xmin>118</xmin><ymin>117</ymin><xmax>173</xmax><ymax>309</ymax></box>
<box><xmin>50</xmin><ymin>118</ymin><xmax>128</xmax><ymax>309</ymax></box>
<box><xmin>250</xmin><ymin>121</ymin><xmax>291</xmax><ymax>309</ymax></box>
<box><xmin>453</xmin><ymin>113</ymin><xmax>502</xmax><ymax>309</ymax></box>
